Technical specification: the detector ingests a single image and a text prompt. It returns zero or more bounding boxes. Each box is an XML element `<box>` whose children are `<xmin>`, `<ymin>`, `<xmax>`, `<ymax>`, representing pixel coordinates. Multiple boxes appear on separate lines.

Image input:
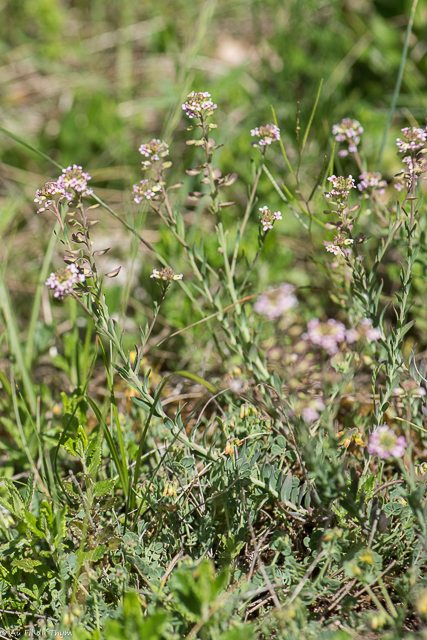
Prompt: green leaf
<box><xmin>23</xmin><ymin>474</ymin><xmax>35</xmax><ymax>510</ymax></box>
<box><xmin>281</xmin><ymin>473</ymin><xmax>293</xmax><ymax>502</ymax></box>
<box><xmin>94</xmin><ymin>479</ymin><xmax>115</xmax><ymax>498</ymax></box>
<box><xmin>11</xmin><ymin>558</ymin><xmax>43</xmax><ymax>573</ymax></box>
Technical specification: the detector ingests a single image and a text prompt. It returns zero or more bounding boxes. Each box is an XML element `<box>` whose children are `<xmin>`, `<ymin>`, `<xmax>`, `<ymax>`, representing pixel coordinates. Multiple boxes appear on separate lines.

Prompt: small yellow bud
<box><xmin>417</xmin><ymin>589</ymin><xmax>427</xmax><ymax>615</ymax></box>
<box><xmin>359</xmin><ymin>550</ymin><xmax>374</xmax><ymax>565</ymax></box>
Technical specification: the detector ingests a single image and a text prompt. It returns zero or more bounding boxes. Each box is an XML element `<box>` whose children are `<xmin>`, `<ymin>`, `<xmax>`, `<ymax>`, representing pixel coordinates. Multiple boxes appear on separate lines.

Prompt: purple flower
<box><xmin>396</xmin><ymin>127</ymin><xmax>427</xmax><ymax>154</ymax></box>
<box><xmin>367</xmin><ymin>425</ymin><xmax>407</xmax><ymax>460</ymax></box>
<box><xmin>303</xmin><ymin>318</ymin><xmax>347</xmax><ymax>355</ymax></box>
<box><xmin>302</xmin><ymin>399</ymin><xmax>325</xmax><ymax>424</ymax></box>
<box><xmin>357</xmin><ymin>172</ymin><xmax>387</xmax><ymax>197</ymax></box>
<box><xmin>326</xmin><ymin>175</ymin><xmax>356</xmax><ymax>201</ymax></box>
<box><xmin>254</xmin><ymin>283</ymin><xmax>298</xmax><ymax>320</ymax></box>
<box><xmin>57</xmin><ymin>165</ymin><xmax>93</xmax><ymax>197</ymax></box>
<box><xmin>251</xmin><ymin>124</ymin><xmax>280</xmax><ymax>147</ymax></box>
<box><xmin>258</xmin><ymin>206</ymin><xmax>282</xmax><ymax>231</ymax></box>
<box><xmin>45</xmin><ymin>263</ymin><xmax>86</xmax><ymax>300</ymax></box>
<box><xmin>139</xmin><ymin>139</ymin><xmax>169</xmax><ymax>165</ymax></box>
<box><xmin>182</xmin><ymin>91</ymin><xmax>217</xmax><ymax>119</ymax></box>
<box><xmin>34</xmin><ymin>181</ymin><xmax>72</xmax><ymax>213</ymax></box>
<box><xmin>332</xmin><ymin>118</ymin><xmax>363</xmax><ymax>156</ymax></box>
<box><xmin>132</xmin><ymin>180</ymin><xmax>162</xmax><ymax>203</ymax></box>
<box><xmin>324</xmin><ymin>233</ymin><xmax>353</xmax><ymax>258</ymax></box>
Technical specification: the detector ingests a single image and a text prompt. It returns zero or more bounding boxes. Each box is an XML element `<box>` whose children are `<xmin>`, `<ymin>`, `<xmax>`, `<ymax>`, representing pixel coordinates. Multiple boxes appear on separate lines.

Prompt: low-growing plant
<box><xmin>2</xmin><ymin>17</ymin><xmax>427</xmax><ymax>638</ymax></box>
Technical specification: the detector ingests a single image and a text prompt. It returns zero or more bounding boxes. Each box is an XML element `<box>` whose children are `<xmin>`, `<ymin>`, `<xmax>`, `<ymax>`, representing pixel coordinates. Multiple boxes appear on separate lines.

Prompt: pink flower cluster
<box><xmin>254</xmin><ymin>283</ymin><xmax>298</xmax><ymax>320</ymax></box>
<box><xmin>304</xmin><ymin>317</ymin><xmax>382</xmax><ymax>355</ymax></box>
<box><xmin>326</xmin><ymin>175</ymin><xmax>355</xmax><ymax>201</ymax></box>
<box><xmin>132</xmin><ymin>179</ymin><xmax>162</xmax><ymax>203</ymax></box>
<box><xmin>324</xmin><ymin>233</ymin><xmax>354</xmax><ymax>257</ymax></box>
<box><xmin>139</xmin><ymin>139</ymin><xmax>169</xmax><ymax>165</ymax></box>
<box><xmin>45</xmin><ymin>263</ymin><xmax>86</xmax><ymax>300</ymax></box>
<box><xmin>182</xmin><ymin>91</ymin><xmax>217</xmax><ymax>119</ymax></box>
<box><xmin>302</xmin><ymin>398</ymin><xmax>326</xmax><ymax>423</ymax></box>
<box><xmin>58</xmin><ymin>165</ymin><xmax>93</xmax><ymax>195</ymax></box>
<box><xmin>303</xmin><ymin>318</ymin><xmax>347</xmax><ymax>355</ymax></box>
<box><xmin>34</xmin><ymin>182</ymin><xmax>73</xmax><ymax>213</ymax></box>
<box><xmin>346</xmin><ymin>319</ymin><xmax>382</xmax><ymax>343</ymax></box>
<box><xmin>259</xmin><ymin>206</ymin><xmax>282</xmax><ymax>231</ymax></box>
<box><xmin>332</xmin><ymin>118</ymin><xmax>363</xmax><ymax>157</ymax></box>
<box><xmin>357</xmin><ymin>172</ymin><xmax>387</xmax><ymax>197</ymax></box>
<box><xmin>396</xmin><ymin>127</ymin><xmax>427</xmax><ymax>154</ymax></box>
<box><xmin>394</xmin><ymin>156</ymin><xmax>427</xmax><ymax>192</ymax></box>
<box><xmin>34</xmin><ymin>165</ymin><xmax>93</xmax><ymax>214</ymax></box>
<box><xmin>250</xmin><ymin>124</ymin><xmax>280</xmax><ymax>147</ymax></box>
<box><xmin>367</xmin><ymin>425</ymin><xmax>407</xmax><ymax>460</ymax></box>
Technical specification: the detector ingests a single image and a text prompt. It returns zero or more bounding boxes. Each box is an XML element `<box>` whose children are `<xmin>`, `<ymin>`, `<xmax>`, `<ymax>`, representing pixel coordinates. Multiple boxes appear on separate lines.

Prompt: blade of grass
<box><xmin>376</xmin><ymin>0</ymin><xmax>419</xmax><ymax>171</ymax></box>
<box><xmin>0</xmin><ymin>273</ymin><xmax>36</xmax><ymax>413</ymax></box>
<box><xmin>25</xmin><ymin>222</ymin><xmax>60</xmax><ymax>368</ymax></box>
<box><xmin>98</xmin><ymin>339</ymin><xmax>129</xmax><ymax>496</ymax></box>
<box><xmin>127</xmin><ymin>376</ymin><xmax>170</xmax><ymax>520</ymax></box>
<box><xmin>86</xmin><ymin>395</ymin><xmax>128</xmax><ymax>496</ymax></box>
<box><xmin>301</xmin><ymin>78</ymin><xmax>323</xmax><ymax>153</ymax></box>
<box><xmin>271</xmin><ymin>105</ymin><xmax>294</xmax><ymax>175</ymax></box>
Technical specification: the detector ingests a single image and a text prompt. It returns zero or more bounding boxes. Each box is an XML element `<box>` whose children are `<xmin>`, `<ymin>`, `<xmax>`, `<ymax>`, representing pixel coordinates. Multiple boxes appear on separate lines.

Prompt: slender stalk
<box><xmin>376</xmin><ymin>0</ymin><xmax>419</xmax><ymax>171</ymax></box>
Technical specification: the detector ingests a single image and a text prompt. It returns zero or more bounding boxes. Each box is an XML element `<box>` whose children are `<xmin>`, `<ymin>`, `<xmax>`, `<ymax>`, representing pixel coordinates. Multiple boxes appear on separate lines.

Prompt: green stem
<box><xmin>376</xmin><ymin>0</ymin><xmax>419</xmax><ymax>171</ymax></box>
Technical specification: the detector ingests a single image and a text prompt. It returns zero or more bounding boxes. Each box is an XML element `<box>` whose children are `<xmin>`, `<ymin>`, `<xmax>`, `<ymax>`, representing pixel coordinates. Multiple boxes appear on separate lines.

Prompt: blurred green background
<box><xmin>1</xmin><ymin>0</ymin><xmax>427</xmax><ymax>367</ymax></box>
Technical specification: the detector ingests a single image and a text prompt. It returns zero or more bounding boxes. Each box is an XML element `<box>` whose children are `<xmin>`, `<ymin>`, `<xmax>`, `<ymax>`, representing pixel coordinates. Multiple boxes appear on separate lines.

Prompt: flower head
<box><xmin>254</xmin><ymin>283</ymin><xmax>298</xmax><ymax>320</ymax></box>
<box><xmin>303</xmin><ymin>318</ymin><xmax>347</xmax><ymax>355</ymax></box>
<box><xmin>182</xmin><ymin>91</ymin><xmax>217</xmax><ymax>119</ymax></box>
<box><xmin>358</xmin><ymin>172</ymin><xmax>387</xmax><ymax>197</ymax></box>
<box><xmin>259</xmin><ymin>206</ymin><xmax>282</xmax><ymax>231</ymax></box>
<box><xmin>251</xmin><ymin>124</ymin><xmax>280</xmax><ymax>147</ymax></box>
<box><xmin>367</xmin><ymin>425</ymin><xmax>407</xmax><ymax>460</ymax></box>
<box><xmin>139</xmin><ymin>139</ymin><xmax>169</xmax><ymax>165</ymax></box>
<box><xmin>45</xmin><ymin>263</ymin><xmax>86</xmax><ymax>300</ymax></box>
<box><xmin>57</xmin><ymin>165</ymin><xmax>93</xmax><ymax>196</ymax></box>
<box><xmin>302</xmin><ymin>398</ymin><xmax>326</xmax><ymax>423</ymax></box>
<box><xmin>150</xmin><ymin>267</ymin><xmax>183</xmax><ymax>281</ymax></box>
<box><xmin>326</xmin><ymin>175</ymin><xmax>355</xmax><ymax>201</ymax></box>
<box><xmin>396</xmin><ymin>127</ymin><xmax>427</xmax><ymax>154</ymax></box>
<box><xmin>132</xmin><ymin>179</ymin><xmax>162</xmax><ymax>203</ymax></box>
<box><xmin>332</xmin><ymin>118</ymin><xmax>363</xmax><ymax>157</ymax></box>
<box><xmin>324</xmin><ymin>233</ymin><xmax>353</xmax><ymax>258</ymax></box>
<box><xmin>34</xmin><ymin>182</ymin><xmax>72</xmax><ymax>213</ymax></box>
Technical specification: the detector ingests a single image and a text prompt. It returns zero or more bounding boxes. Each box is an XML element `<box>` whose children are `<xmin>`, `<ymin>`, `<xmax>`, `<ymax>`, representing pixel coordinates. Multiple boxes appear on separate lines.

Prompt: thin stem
<box><xmin>376</xmin><ymin>0</ymin><xmax>419</xmax><ymax>171</ymax></box>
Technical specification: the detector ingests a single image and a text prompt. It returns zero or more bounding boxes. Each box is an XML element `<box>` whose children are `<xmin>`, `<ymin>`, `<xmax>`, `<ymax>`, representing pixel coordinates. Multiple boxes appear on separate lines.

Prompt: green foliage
<box><xmin>2</xmin><ymin>1</ymin><xmax>427</xmax><ymax>639</ymax></box>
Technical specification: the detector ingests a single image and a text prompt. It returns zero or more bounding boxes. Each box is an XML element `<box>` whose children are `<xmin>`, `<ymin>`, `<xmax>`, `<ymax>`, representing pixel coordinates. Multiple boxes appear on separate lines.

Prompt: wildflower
<box><xmin>324</xmin><ymin>233</ymin><xmax>353</xmax><ymax>257</ymax></box>
<box><xmin>45</xmin><ymin>263</ymin><xmax>86</xmax><ymax>300</ymax></box>
<box><xmin>359</xmin><ymin>318</ymin><xmax>381</xmax><ymax>342</ymax></box>
<box><xmin>150</xmin><ymin>267</ymin><xmax>183</xmax><ymax>281</ymax></box>
<box><xmin>34</xmin><ymin>181</ymin><xmax>72</xmax><ymax>213</ymax></box>
<box><xmin>346</xmin><ymin>319</ymin><xmax>382</xmax><ymax>344</ymax></box>
<box><xmin>396</xmin><ymin>127</ymin><xmax>427</xmax><ymax>154</ymax></box>
<box><xmin>302</xmin><ymin>398</ymin><xmax>325</xmax><ymax>423</ymax></box>
<box><xmin>254</xmin><ymin>283</ymin><xmax>298</xmax><ymax>320</ymax></box>
<box><xmin>303</xmin><ymin>318</ymin><xmax>347</xmax><ymax>355</ymax></box>
<box><xmin>259</xmin><ymin>206</ymin><xmax>282</xmax><ymax>231</ymax></box>
<box><xmin>57</xmin><ymin>165</ymin><xmax>93</xmax><ymax>197</ymax></box>
<box><xmin>332</xmin><ymin>118</ymin><xmax>363</xmax><ymax>157</ymax></box>
<box><xmin>133</xmin><ymin>179</ymin><xmax>162</xmax><ymax>203</ymax></box>
<box><xmin>394</xmin><ymin>156</ymin><xmax>427</xmax><ymax>192</ymax></box>
<box><xmin>326</xmin><ymin>175</ymin><xmax>355</xmax><ymax>202</ymax></box>
<box><xmin>182</xmin><ymin>91</ymin><xmax>217</xmax><ymax>119</ymax></box>
<box><xmin>358</xmin><ymin>172</ymin><xmax>387</xmax><ymax>197</ymax></box>
<box><xmin>367</xmin><ymin>425</ymin><xmax>407</xmax><ymax>460</ymax></box>
<box><xmin>250</xmin><ymin>124</ymin><xmax>280</xmax><ymax>147</ymax></box>
<box><xmin>139</xmin><ymin>139</ymin><xmax>169</xmax><ymax>165</ymax></box>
